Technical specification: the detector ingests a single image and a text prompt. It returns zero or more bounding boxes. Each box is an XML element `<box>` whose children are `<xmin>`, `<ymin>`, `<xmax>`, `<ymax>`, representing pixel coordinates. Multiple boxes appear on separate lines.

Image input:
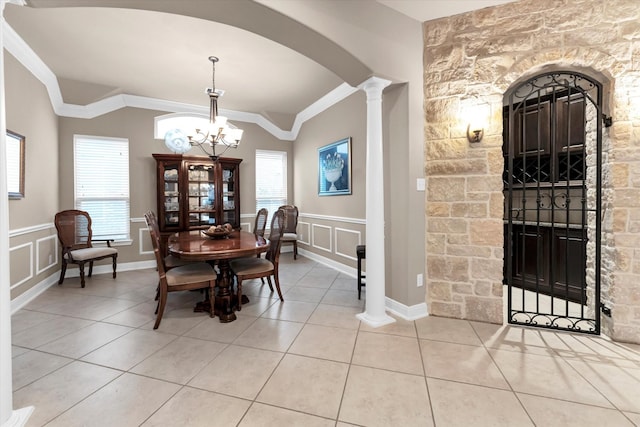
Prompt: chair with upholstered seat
<box><xmin>144</xmin><ymin>211</ymin><xmax>193</xmax><ymax>269</ymax></box>
<box><xmin>278</xmin><ymin>204</ymin><xmax>299</xmax><ymax>260</ymax></box>
<box><xmin>54</xmin><ymin>209</ymin><xmax>118</xmax><ymax>288</ymax></box>
<box><xmin>146</xmin><ymin>216</ymin><xmax>217</xmax><ymax>329</ymax></box>
<box><xmin>231</xmin><ymin>209</ymin><xmax>285</xmax><ymax>310</ymax></box>
<box><xmin>145</xmin><ymin>211</ymin><xmax>197</xmax><ymax>305</ymax></box>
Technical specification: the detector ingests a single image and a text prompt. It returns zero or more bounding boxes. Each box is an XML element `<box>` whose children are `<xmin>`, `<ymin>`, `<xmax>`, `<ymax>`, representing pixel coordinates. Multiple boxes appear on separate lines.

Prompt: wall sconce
<box><xmin>466</xmin><ymin>124</ymin><xmax>484</xmax><ymax>143</ymax></box>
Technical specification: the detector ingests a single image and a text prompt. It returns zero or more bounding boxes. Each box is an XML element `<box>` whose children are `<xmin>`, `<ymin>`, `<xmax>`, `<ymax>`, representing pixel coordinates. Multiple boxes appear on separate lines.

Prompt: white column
<box><xmin>1</xmin><ymin>2</ymin><xmax>33</xmax><ymax>426</ymax></box>
<box><xmin>356</xmin><ymin>77</ymin><xmax>395</xmax><ymax>328</ymax></box>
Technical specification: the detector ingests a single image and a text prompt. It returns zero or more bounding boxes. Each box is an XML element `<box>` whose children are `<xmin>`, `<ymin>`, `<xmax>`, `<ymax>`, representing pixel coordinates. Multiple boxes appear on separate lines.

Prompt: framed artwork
<box><xmin>318</xmin><ymin>137</ymin><xmax>351</xmax><ymax>196</ymax></box>
<box><xmin>6</xmin><ymin>130</ymin><xmax>25</xmax><ymax>199</ymax></box>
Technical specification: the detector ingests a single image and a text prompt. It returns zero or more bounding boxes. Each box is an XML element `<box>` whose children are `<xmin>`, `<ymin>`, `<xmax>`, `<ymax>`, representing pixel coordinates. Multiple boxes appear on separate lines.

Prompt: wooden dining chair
<box><xmin>54</xmin><ymin>209</ymin><xmax>118</xmax><ymax>288</ymax></box>
<box><xmin>144</xmin><ymin>211</ymin><xmax>197</xmax><ymax>305</ymax></box>
<box><xmin>146</xmin><ymin>216</ymin><xmax>217</xmax><ymax>329</ymax></box>
<box><xmin>278</xmin><ymin>204</ymin><xmax>299</xmax><ymax>259</ymax></box>
<box><xmin>230</xmin><ymin>209</ymin><xmax>285</xmax><ymax>310</ymax></box>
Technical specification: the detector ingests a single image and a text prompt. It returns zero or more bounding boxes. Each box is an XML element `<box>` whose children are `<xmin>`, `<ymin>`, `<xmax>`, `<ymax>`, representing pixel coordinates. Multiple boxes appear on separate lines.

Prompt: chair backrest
<box><xmin>144</xmin><ymin>211</ymin><xmax>167</xmax><ymax>277</ymax></box>
<box><xmin>278</xmin><ymin>205</ymin><xmax>298</xmax><ymax>234</ymax></box>
<box><xmin>254</xmin><ymin>208</ymin><xmax>268</xmax><ymax>237</ymax></box>
<box><xmin>55</xmin><ymin>209</ymin><xmax>93</xmax><ymax>251</ymax></box>
<box><xmin>265</xmin><ymin>209</ymin><xmax>285</xmax><ymax>264</ymax></box>
<box><xmin>144</xmin><ymin>210</ymin><xmax>161</xmax><ymax>242</ymax></box>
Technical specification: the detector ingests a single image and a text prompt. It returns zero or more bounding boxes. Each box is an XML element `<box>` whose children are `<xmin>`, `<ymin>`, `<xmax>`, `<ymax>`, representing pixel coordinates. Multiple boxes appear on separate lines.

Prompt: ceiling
<box><xmin>3</xmin><ymin>0</ymin><xmax>515</xmax><ymax>134</ymax></box>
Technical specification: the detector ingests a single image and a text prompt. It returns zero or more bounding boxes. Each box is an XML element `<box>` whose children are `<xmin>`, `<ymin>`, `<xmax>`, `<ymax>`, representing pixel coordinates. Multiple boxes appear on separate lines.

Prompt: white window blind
<box><xmin>74</xmin><ymin>135</ymin><xmax>130</xmax><ymax>241</ymax></box>
<box><xmin>256</xmin><ymin>149</ymin><xmax>287</xmax><ymax>223</ymax></box>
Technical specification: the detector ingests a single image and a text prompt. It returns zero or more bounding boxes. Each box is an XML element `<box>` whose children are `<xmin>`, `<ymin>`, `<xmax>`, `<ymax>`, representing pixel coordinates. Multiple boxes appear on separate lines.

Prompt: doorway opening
<box><xmin>503</xmin><ymin>71</ymin><xmax>606</xmax><ymax>334</ymax></box>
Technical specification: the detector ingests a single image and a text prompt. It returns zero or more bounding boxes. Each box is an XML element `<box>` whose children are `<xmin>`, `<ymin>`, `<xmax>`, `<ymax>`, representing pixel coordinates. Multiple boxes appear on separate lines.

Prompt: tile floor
<box><xmin>11</xmin><ymin>255</ymin><xmax>640</xmax><ymax>426</ymax></box>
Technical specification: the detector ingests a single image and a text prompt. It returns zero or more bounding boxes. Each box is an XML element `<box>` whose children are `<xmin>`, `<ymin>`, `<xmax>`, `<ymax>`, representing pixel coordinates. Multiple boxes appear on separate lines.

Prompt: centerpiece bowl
<box><xmin>202</xmin><ymin>223</ymin><xmax>233</xmax><ymax>239</ymax></box>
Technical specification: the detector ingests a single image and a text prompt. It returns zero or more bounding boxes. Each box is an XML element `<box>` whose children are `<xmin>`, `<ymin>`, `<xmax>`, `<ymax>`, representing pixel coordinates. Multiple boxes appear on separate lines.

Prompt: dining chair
<box><xmin>54</xmin><ymin>209</ymin><xmax>118</xmax><ymax>288</ymax></box>
<box><xmin>144</xmin><ymin>211</ymin><xmax>197</xmax><ymax>306</ymax></box>
<box><xmin>278</xmin><ymin>204</ymin><xmax>299</xmax><ymax>259</ymax></box>
<box><xmin>146</xmin><ymin>215</ymin><xmax>217</xmax><ymax>329</ymax></box>
<box><xmin>230</xmin><ymin>208</ymin><xmax>285</xmax><ymax>310</ymax></box>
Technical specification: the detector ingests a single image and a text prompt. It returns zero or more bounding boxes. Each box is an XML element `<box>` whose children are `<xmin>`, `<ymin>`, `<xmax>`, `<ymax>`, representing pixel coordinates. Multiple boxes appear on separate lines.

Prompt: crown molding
<box><xmin>2</xmin><ymin>22</ymin><xmax>358</xmax><ymax>141</ymax></box>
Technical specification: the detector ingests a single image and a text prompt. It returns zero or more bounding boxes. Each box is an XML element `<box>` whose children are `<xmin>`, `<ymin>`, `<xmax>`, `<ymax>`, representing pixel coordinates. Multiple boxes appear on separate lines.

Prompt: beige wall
<box><xmin>293</xmin><ymin>83</ymin><xmax>426</xmax><ymax>307</ymax></box>
<box><xmin>293</xmin><ymin>91</ymin><xmax>367</xmax><ymax>271</ymax></box>
<box><xmin>424</xmin><ymin>0</ymin><xmax>640</xmax><ymax>343</ymax></box>
<box><xmin>5</xmin><ymin>52</ymin><xmax>59</xmax><ymax>300</ymax></box>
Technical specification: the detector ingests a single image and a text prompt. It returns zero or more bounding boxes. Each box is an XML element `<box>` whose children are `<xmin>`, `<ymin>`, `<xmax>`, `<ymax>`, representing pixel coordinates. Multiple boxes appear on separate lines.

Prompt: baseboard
<box><xmin>297</xmin><ymin>248</ymin><xmax>357</xmax><ymax>278</ymax></box>
<box><xmin>385</xmin><ymin>297</ymin><xmax>428</xmax><ymax>321</ymax></box>
<box><xmin>10</xmin><ymin>260</ymin><xmax>156</xmax><ymax>314</ymax></box>
<box><xmin>297</xmin><ymin>248</ymin><xmax>428</xmax><ymax>321</ymax></box>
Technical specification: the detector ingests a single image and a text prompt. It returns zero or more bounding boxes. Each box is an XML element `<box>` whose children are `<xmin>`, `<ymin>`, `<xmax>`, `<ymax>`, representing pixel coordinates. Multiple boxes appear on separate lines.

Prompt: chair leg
<box><xmin>79</xmin><ymin>262</ymin><xmax>86</xmax><ymax>288</ymax></box>
<box><xmin>88</xmin><ymin>261</ymin><xmax>93</xmax><ymax>278</ymax></box>
<box><xmin>236</xmin><ymin>277</ymin><xmax>243</xmax><ymax>311</ymax></box>
<box><xmin>293</xmin><ymin>241</ymin><xmax>297</xmax><ymax>260</ymax></box>
<box><xmin>58</xmin><ymin>260</ymin><xmax>67</xmax><ymax>285</ymax></box>
<box><xmin>112</xmin><ymin>254</ymin><xmax>117</xmax><ymax>279</ymax></box>
<box><xmin>208</xmin><ymin>280</ymin><xmax>216</xmax><ymax>318</ymax></box>
<box><xmin>273</xmin><ymin>272</ymin><xmax>284</xmax><ymax>301</ymax></box>
<box><xmin>154</xmin><ymin>286</ymin><xmax>168</xmax><ymax>329</ymax></box>
<box><xmin>266</xmin><ymin>276</ymin><xmax>274</xmax><ymax>291</ymax></box>
<box><xmin>357</xmin><ymin>254</ymin><xmax>362</xmax><ymax>300</ymax></box>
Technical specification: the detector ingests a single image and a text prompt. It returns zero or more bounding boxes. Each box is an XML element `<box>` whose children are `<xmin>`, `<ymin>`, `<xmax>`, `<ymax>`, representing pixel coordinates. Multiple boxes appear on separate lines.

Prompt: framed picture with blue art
<box><xmin>318</xmin><ymin>137</ymin><xmax>351</xmax><ymax>196</ymax></box>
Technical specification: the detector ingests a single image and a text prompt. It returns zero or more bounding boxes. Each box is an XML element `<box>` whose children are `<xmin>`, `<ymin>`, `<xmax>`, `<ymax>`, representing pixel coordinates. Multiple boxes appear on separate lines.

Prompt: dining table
<box><xmin>168</xmin><ymin>229</ymin><xmax>269</xmax><ymax>322</ymax></box>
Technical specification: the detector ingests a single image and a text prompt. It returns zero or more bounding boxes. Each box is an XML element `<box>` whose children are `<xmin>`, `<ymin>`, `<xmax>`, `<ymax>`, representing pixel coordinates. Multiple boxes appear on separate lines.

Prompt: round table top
<box><xmin>168</xmin><ymin>230</ymin><xmax>269</xmax><ymax>261</ymax></box>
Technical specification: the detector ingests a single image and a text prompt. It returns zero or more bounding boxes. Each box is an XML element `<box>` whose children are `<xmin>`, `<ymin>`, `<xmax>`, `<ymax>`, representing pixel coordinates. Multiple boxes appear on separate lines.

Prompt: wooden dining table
<box><xmin>168</xmin><ymin>230</ymin><xmax>269</xmax><ymax>322</ymax></box>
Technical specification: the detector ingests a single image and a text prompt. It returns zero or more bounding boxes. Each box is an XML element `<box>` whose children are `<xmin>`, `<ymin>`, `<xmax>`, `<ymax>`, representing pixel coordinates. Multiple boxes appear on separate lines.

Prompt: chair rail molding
<box><xmin>299</xmin><ymin>212</ymin><xmax>365</xmax><ymax>225</ymax></box>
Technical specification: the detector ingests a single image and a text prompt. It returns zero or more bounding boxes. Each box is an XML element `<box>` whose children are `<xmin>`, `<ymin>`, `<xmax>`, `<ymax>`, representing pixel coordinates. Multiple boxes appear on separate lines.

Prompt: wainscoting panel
<box><xmin>298</xmin><ymin>212</ymin><xmax>366</xmax><ymax>269</ymax></box>
<box><xmin>36</xmin><ymin>235</ymin><xmax>57</xmax><ymax>275</ymax></box>
<box><xmin>297</xmin><ymin>221</ymin><xmax>311</xmax><ymax>245</ymax></box>
<box><xmin>311</xmin><ymin>224</ymin><xmax>332</xmax><ymax>253</ymax></box>
<box><xmin>334</xmin><ymin>227</ymin><xmax>362</xmax><ymax>261</ymax></box>
<box><xmin>139</xmin><ymin>227</ymin><xmax>153</xmax><ymax>255</ymax></box>
<box><xmin>9</xmin><ymin>242</ymin><xmax>33</xmax><ymax>290</ymax></box>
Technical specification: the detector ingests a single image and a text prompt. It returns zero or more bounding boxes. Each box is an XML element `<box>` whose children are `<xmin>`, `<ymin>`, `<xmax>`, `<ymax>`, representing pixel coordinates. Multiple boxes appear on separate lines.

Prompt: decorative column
<box><xmin>1</xmin><ymin>1</ymin><xmax>33</xmax><ymax>426</ymax></box>
<box><xmin>356</xmin><ymin>77</ymin><xmax>395</xmax><ymax>328</ymax></box>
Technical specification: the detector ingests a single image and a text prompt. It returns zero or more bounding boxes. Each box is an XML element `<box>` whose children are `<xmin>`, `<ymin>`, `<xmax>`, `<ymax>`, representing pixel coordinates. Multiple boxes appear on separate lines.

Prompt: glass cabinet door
<box><xmin>186</xmin><ymin>163</ymin><xmax>216</xmax><ymax>228</ymax></box>
<box><xmin>161</xmin><ymin>162</ymin><xmax>181</xmax><ymax>230</ymax></box>
<box><xmin>221</xmin><ymin>163</ymin><xmax>238</xmax><ymax>226</ymax></box>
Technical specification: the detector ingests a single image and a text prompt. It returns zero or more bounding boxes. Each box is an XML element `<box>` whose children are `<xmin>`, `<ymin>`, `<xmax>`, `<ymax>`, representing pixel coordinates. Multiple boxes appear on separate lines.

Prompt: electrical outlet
<box><xmin>417</xmin><ymin>273</ymin><xmax>423</xmax><ymax>287</ymax></box>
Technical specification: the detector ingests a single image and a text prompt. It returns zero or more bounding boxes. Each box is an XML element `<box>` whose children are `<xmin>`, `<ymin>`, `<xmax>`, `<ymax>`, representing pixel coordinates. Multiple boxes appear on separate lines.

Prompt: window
<box><xmin>74</xmin><ymin>135</ymin><xmax>130</xmax><ymax>241</ymax></box>
<box><xmin>255</xmin><ymin>149</ymin><xmax>287</xmax><ymax>223</ymax></box>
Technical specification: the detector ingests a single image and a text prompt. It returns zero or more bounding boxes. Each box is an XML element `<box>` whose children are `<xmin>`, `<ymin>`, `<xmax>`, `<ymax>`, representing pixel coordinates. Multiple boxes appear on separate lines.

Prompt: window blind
<box><xmin>255</xmin><ymin>149</ymin><xmax>287</xmax><ymax>223</ymax></box>
<box><xmin>74</xmin><ymin>135</ymin><xmax>130</xmax><ymax>241</ymax></box>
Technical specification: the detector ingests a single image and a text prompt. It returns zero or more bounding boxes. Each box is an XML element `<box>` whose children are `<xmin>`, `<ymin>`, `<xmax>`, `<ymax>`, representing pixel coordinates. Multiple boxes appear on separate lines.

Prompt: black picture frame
<box><xmin>318</xmin><ymin>137</ymin><xmax>351</xmax><ymax>196</ymax></box>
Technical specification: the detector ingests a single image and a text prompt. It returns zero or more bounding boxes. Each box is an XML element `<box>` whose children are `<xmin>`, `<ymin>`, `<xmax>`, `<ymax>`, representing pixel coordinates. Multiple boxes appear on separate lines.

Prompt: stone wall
<box><xmin>423</xmin><ymin>0</ymin><xmax>640</xmax><ymax>343</ymax></box>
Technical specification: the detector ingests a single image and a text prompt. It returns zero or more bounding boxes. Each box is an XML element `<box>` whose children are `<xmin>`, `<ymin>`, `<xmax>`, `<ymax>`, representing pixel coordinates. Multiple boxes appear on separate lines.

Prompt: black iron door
<box><xmin>504</xmin><ymin>71</ymin><xmax>603</xmax><ymax>334</ymax></box>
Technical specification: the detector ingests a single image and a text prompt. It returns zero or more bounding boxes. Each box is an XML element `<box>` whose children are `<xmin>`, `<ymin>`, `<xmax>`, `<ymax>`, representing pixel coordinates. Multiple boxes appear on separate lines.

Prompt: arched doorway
<box><xmin>503</xmin><ymin>71</ymin><xmax>608</xmax><ymax>334</ymax></box>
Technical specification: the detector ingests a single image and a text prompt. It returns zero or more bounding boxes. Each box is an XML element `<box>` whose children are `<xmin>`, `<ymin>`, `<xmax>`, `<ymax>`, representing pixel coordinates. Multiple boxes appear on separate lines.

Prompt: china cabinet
<box><xmin>153</xmin><ymin>154</ymin><xmax>241</xmax><ymax>248</ymax></box>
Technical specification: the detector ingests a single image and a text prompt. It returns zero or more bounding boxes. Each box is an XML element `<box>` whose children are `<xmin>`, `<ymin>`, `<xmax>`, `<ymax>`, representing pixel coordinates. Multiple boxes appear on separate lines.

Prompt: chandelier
<box><xmin>164</xmin><ymin>56</ymin><xmax>243</xmax><ymax>160</ymax></box>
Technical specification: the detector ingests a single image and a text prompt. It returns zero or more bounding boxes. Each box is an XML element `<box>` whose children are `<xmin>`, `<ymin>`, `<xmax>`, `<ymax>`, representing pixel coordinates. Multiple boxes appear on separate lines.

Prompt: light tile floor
<box><xmin>11</xmin><ymin>255</ymin><xmax>640</xmax><ymax>426</ymax></box>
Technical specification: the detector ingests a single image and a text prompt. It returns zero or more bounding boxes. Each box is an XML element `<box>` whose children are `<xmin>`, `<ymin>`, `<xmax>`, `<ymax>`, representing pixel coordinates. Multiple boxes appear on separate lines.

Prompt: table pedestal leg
<box><xmin>215</xmin><ymin>260</ymin><xmax>237</xmax><ymax>323</ymax></box>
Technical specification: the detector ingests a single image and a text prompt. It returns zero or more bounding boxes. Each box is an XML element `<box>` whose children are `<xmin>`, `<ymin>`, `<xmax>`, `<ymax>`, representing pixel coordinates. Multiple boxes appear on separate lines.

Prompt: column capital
<box><xmin>357</xmin><ymin>76</ymin><xmax>392</xmax><ymax>98</ymax></box>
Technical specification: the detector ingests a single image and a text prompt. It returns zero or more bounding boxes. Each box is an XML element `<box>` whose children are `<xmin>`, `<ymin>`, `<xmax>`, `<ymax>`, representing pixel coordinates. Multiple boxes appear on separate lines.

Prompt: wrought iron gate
<box><xmin>503</xmin><ymin>71</ymin><xmax>604</xmax><ymax>334</ymax></box>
